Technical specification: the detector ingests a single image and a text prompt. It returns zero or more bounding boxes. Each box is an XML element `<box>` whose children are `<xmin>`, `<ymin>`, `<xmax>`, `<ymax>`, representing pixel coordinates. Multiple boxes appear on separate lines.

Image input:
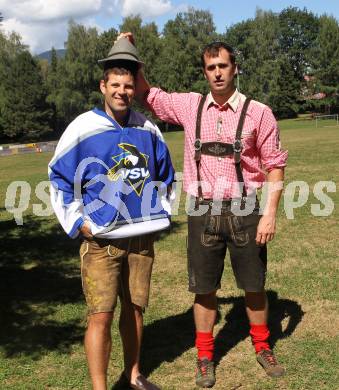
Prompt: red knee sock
<box><xmin>196</xmin><ymin>331</ymin><xmax>214</xmax><ymax>361</ymax></box>
<box><xmin>249</xmin><ymin>323</ymin><xmax>270</xmax><ymax>353</ymax></box>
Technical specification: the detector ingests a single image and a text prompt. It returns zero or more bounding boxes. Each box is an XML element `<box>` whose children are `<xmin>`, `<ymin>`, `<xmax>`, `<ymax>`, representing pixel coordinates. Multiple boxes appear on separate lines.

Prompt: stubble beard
<box><xmin>105</xmin><ymin>100</ymin><xmax>129</xmax><ymax>122</ymax></box>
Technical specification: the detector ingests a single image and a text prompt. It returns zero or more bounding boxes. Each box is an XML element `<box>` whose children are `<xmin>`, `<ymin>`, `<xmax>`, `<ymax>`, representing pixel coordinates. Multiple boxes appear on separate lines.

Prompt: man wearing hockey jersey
<box><xmin>49</xmin><ymin>39</ymin><xmax>174</xmax><ymax>390</ymax></box>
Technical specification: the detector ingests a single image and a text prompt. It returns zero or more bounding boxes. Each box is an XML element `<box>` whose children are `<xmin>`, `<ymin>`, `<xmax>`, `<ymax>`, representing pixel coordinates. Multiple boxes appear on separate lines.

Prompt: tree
<box><xmin>225</xmin><ymin>8</ymin><xmax>307</xmax><ymax>118</ymax></box>
<box><xmin>159</xmin><ymin>8</ymin><xmax>219</xmax><ymax>93</ymax></box>
<box><xmin>97</xmin><ymin>27</ymin><xmax>118</xmax><ymax>60</ymax></box>
<box><xmin>45</xmin><ymin>47</ymin><xmax>59</xmax><ymax>130</ymax></box>
<box><xmin>266</xmin><ymin>56</ymin><xmax>300</xmax><ymax>118</ymax></box>
<box><xmin>310</xmin><ymin>15</ymin><xmax>339</xmax><ymax>112</ymax></box>
<box><xmin>0</xmin><ymin>31</ymin><xmax>29</xmax><ymax>139</ymax></box>
<box><xmin>279</xmin><ymin>7</ymin><xmax>319</xmax><ymax>81</ymax></box>
<box><xmin>227</xmin><ymin>10</ymin><xmax>280</xmax><ymax>100</ymax></box>
<box><xmin>0</xmin><ymin>51</ymin><xmax>52</xmax><ymax>140</ymax></box>
<box><xmin>48</xmin><ymin>21</ymin><xmax>103</xmax><ymax>128</ymax></box>
<box><xmin>0</xmin><ymin>30</ymin><xmax>27</xmax><ymax>58</ymax></box>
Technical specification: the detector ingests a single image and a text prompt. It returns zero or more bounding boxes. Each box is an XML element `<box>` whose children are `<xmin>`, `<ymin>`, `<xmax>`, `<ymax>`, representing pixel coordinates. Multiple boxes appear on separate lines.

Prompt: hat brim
<box><xmin>98</xmin><ymin>54</ymin><xmax>144</xmax><ymax>66</ymax></box>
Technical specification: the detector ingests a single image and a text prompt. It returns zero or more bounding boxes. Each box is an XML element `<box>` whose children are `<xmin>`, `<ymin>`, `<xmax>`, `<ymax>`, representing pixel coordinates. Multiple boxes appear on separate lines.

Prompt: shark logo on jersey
<box><xmin>107</xmin><ymin>143</ymin><xmax>150</xmax><ymax>196</ymax></box>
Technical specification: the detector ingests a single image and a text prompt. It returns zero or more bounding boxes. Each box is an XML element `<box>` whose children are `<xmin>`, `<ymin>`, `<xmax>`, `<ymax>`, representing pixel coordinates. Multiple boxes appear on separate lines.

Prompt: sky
<box><xmin>0</xmin><ymin>0</ymin><xmax>338</xmax><ymax>54</ymax></box>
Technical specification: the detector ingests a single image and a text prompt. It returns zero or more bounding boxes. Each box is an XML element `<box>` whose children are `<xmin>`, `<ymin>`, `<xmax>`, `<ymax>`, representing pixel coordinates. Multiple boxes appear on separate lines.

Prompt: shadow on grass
<box><xmin>137</xmin><ymin>290</ymin><xmax>303</xmax><ymax>378</ymax></box>
<box><xmin>154</xmin><ymin>219</ymin><xmax>185</xmax><ymax>241</ymax></box>
<box><xmin>0</xmin><ymin>215</ymin><xmax>185</xmax><ymax>360</ymax></box>
<box><xmin>0</xmin><ymin>215</ymin><xmax>304</xmax><ymax>373</ymax></box>
<box><xmin>214</xmin><ymin>291</ymin><xmax>304</xmax><ymax>366</ymax></box>
<box><xmin>0</xmin><ymin>216</ymin><xmax>84</xmax><ymax>359</ymax></box>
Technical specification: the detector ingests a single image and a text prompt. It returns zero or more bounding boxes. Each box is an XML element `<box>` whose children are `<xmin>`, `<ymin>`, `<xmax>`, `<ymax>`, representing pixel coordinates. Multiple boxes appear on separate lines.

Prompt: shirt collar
<box><xmin>97</xmin><ymin>105</ymin><xmax>133</xmax><ymax>128</ymax></box>
<box><xmin>206</xmin><ymin>89</ymin><xmax>241</xmax><ymax>112</ymax></box>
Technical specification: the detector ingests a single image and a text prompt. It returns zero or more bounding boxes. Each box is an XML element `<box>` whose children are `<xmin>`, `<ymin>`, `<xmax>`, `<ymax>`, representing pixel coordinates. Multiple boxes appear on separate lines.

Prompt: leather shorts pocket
<box><xmin>201</xmin><ymin>214</ymin><xmax>220</xmax><ymax>247</ymax></box>
<box><xmin>228</xmin><ymin>215</ymin><xmax>249</xmax><ymax>247</ymax></box>
<box><xmin>107</xmin><ymin>243</ymin><xmax>121</xmax><ymax>258</ymax></box>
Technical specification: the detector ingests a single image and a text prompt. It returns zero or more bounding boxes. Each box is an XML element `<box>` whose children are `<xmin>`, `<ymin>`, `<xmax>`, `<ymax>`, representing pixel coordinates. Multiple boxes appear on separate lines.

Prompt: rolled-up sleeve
<box><xmin>256</xmin><ymin>107</ymin><xmax>288</xmax><ymax>172</ymax></box>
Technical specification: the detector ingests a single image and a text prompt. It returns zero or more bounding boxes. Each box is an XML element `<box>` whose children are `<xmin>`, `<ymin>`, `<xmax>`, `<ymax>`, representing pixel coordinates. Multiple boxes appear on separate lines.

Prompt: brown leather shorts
<box><xmin>80</xmin><ymin>234</ymin><xmax>154</xmax><ymax>314</ymax></box>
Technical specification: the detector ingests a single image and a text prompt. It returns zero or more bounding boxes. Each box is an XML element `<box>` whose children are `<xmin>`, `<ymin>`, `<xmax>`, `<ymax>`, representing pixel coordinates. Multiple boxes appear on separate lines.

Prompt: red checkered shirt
<box><xmin>147</xmin><ymin>88</ymin><xmax>288</xmax><ymax>199</ymax></box>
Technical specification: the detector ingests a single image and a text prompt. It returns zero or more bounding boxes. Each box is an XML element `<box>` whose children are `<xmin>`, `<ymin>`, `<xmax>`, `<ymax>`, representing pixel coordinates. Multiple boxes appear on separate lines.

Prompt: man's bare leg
<box><xmin>119</xmin><ymin>301</ymin><xmax>143</xmax><ymax>384</ymax></box>
<box><xmin>245</xmin><ymin>291</ymin><xmax>268</xmax><ymax>324</ymax></box>
<box><xmin>194</xmin><ymin>291</ymin><xmax>217</xmax><ymax>332</ymax></box>
<box><xmin>85</xmin><ymin>312</ymin><xmax>113</xmax><ymax>390</ymax></box>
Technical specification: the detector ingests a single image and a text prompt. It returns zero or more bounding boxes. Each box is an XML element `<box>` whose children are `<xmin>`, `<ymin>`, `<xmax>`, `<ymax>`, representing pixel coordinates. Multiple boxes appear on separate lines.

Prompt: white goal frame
<box><xmin>315</xmin><ymin>114</ymin><xmax>339</xmax><ymax>128</ymax></box>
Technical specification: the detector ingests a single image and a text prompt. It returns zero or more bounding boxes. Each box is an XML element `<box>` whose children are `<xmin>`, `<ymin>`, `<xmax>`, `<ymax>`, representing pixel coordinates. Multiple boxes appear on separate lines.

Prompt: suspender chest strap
<box><xmin>194</xmin><ymin>95</ymin><xmax>207</xmax><ymax>202</ymax></box>
<box><xmin>194</xmin><ymin>96</ymin><xmax>252</xmax><ymax>205</ymax></box>
<box><xmin>234</xmin><ymin>97</ymin><xmax>251</xmax><ymax>205</ymax></box>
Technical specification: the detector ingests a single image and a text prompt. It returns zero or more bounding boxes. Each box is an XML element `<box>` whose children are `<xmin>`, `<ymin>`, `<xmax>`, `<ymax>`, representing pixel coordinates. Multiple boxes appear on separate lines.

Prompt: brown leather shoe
<box><xmin>256</xmin><ymin>349</ymin><xmax>285</xmax><ymax>377</ymax></box>
<box><xmin>195</xmin><ymin>358</ymin><xmax>215</xmax><ymax>388</ymax></box>
<box><xmin>112</xmin><ymin>373</ymin><xmax>161</xmax><ymax>390</ymax></box>
<box><xmin>131</xmin><ymin>375</ymin><xmax>161</xmax><ymax>390</ymax></box>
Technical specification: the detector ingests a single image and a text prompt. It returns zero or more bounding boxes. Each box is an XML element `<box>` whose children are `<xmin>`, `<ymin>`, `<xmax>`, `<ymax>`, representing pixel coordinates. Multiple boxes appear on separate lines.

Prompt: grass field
<box><xmin>0</xmin><ymin>119</ymin><xmax>338</xmax><ymax>389</ymax></box>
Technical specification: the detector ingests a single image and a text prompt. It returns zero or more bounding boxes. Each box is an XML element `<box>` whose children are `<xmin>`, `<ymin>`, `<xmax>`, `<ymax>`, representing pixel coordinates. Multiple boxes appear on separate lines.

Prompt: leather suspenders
<box><xmin>194</xmin><ymin>95</ymin><xmax>207</xmax><ymax>177</ymax></box>
<box><xmin>194</xmin><ymin>96</ymin><xmax>252</xmax><ymax>208</ymax></box>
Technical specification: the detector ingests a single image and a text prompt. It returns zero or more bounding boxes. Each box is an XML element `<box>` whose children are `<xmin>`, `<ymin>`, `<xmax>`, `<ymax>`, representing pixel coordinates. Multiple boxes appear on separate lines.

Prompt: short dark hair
<box><xmin>103</xmin><ymin>60</ymin><xmax>138</xmax><ymax>83</ymax></box>
<box><xmin>201</xmin><ymin>41</ymin><xmax>236</xmax><ymax>68</ymax></box>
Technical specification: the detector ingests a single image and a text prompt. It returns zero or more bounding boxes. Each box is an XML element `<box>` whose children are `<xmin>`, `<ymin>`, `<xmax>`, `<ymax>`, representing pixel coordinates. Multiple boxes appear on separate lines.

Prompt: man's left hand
<box><xmin>115</xmin><ymin>32</ymin><xmax>134</xmax><ymax>45</ymax></box>
<box><xmin>256</xmin><ymin>215</ymin><xmax>276</xmax><ymax>245</ymax></box>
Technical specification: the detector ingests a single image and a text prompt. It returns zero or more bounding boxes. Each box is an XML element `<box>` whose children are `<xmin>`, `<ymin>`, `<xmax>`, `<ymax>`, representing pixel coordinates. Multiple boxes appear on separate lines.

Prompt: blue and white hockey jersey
<box><xmin>48</xmin><ymin>108</ymin><xmax>175</xmax><ymax>239</ymax></box>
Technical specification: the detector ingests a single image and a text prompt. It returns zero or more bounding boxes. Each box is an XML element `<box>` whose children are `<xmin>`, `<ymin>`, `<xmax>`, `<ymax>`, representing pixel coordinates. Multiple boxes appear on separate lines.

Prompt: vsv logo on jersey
<box><xmin>107</xmin><ymin>143</ymin><xmax>150</xmax><ymax>196</ymax></box>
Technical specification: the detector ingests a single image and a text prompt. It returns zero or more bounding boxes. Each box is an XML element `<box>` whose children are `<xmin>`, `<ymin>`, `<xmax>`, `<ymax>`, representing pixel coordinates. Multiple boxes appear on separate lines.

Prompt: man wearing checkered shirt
<box><xmin>118</xmin><ymin>33</ymin><xmax>288</xmax><ymax>387</ymax></box>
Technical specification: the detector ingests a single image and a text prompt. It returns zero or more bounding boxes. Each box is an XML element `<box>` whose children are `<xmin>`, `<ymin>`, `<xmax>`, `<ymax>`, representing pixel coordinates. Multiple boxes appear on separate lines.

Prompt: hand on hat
<box><xmin>115</xmin><ymin>32</ymin><xmax>135</xmax><ymax>45</ymax></box>
<box><xmin>113</xmin><ymin>32</ymin><xmax>149</xmax><ymax>101</ymax></box>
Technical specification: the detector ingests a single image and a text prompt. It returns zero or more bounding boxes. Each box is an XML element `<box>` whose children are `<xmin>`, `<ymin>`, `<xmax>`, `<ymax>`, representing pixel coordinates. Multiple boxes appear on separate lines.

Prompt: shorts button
<box><xmin>218</xmin><ymin>157</ymin><xmax>222</xmax><ymax>161</ymax></box>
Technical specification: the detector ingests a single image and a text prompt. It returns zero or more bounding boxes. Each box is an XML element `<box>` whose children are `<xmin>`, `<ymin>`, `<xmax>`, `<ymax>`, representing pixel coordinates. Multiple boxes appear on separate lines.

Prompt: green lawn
<box><xmin>0</xmin><ymin>119</ymin><xmax>338</xmax><ymax>389</ymax></box>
